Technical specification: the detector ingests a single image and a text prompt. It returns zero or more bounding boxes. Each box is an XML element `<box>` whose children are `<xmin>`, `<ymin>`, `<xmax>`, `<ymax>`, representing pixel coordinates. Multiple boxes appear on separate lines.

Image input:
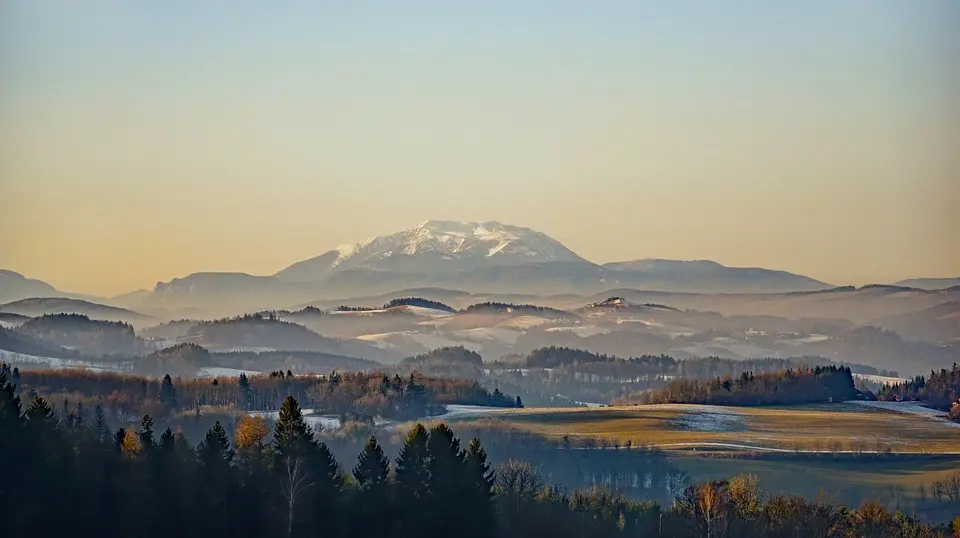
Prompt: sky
<box><xmin>1</xmin><ymin>1</ymin><xmax>958</xmax><ymax>296</ymax></box>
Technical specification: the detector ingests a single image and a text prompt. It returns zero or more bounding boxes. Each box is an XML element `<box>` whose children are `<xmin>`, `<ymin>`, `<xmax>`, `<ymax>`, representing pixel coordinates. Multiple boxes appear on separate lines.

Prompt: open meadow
<box><xmin>445</xmin><ymin>401</ymin><xmax>960</xmax><ymax>453</ymax></box>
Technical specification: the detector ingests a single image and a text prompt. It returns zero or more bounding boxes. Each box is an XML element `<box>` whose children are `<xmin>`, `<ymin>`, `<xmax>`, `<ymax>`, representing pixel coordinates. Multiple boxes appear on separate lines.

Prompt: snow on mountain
<box><xmin>276</xmin><ymin>220</ymin><xmax>590</xmax><ymax>283</ymax></box>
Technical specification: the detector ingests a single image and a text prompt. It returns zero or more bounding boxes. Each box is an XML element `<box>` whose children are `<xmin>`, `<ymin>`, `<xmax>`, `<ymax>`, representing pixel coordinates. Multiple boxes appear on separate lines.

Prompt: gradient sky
<box><xmin>1</xmin><ymin>1</ymin><xmax>958</xmax><ymax>296</ymax></box>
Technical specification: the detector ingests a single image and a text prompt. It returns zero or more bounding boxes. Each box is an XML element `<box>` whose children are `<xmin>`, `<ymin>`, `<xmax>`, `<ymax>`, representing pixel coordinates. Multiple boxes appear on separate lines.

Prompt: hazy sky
<box><xmin>2</xmin><ymin>1</ymin><xmax>958</xmax><ymax>296</ymax></box>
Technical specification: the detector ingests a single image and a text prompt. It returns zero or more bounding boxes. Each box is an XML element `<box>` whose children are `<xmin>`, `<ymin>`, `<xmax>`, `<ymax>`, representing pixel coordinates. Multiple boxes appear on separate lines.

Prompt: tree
<box><xmin>234</xmin><ymin>414</ymin><xmax>269</xmax><ymax>471</ymax></box>
<box><xmin>238</xmin><ymin>372</ymin><xmax>252</xmax><ymax>409</ymax></box>
<box><xmin>196</xmin><ymin>422</ymin><xmax>234</xmax><ymax>538</ymax></box>
<box><xmin>273</xmin><ymin>395</ymin><xmax>314</xmax><ymax>461</ymax></box>
<box><xmin>395</xmin><ymin>423</ymin><xmax>430</xmax><ymax>536</ymax></box>
<box><xmin>160</xmin><ymin>374</ymin><xmax>177</xmax><ymax>409</ymax></box>
<box><xmin>352</xmin><ymin>436</ymin><xmax>391</xmax><ymax>537</ymax></box>
<box><xmin>279</xmin><ymin>455</ymin><xmax>312</xmax><ymax>538</ymax></box>
<box><xmin>463</xmin><ymin>437</ymin><xmax>496</xmax><ymax>538</ymax></box>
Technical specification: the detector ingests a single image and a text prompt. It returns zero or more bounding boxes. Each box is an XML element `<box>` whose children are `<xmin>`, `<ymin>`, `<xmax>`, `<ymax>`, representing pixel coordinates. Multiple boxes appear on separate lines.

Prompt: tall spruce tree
<box><xmin>196</xmin><ymin>422</ymin><xmax>235</xmax><ymax>538</ymax></box>
<box><xmin>464</xmin><ymin>437</ymin><xmax>496</xmax><ymax>538</ymax></box>
<box><xmin>273</xmin><ymin>395</ymin><xmax>314</xmax><ymax>461</ymax></box>
<box><xmin>395</xmin><ymin>423</ymin><xmax>431</xmax><ymax>537</ymax></box>
<box><xmin>352</xmin><ymin>436</ymin><xmax>392</xmax><ymax>537</ymax></box>
<box><xmin>160</xmin><ymin>374</ymin><xmax>177</xmax><ymax>409</ymax></box>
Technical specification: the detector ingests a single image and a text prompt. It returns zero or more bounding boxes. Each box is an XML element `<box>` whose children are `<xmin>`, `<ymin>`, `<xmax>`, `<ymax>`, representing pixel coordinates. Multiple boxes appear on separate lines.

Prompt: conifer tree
<box><xmin>273</xmin><ymin>395</ymin><xmax>314</xmax><ymax>461</ymax></box>
<box><xmin>352</xmin><ymin>436</ymin><xmax>392</xmax><ymax>538</ymax></box>
<box><xmin>464</xmin><ymin>437</ymin><xmax>496</xmax><ymax>538</ymax></box>
<box><xmin>160</xmin><ymin>374</ymin><xmax>177</xmax><ymax>409</ymax></box>
<box><xmin>395</xmin><ymin>423</ymin><xmax>431</xmax><ymax>536</ymax></box>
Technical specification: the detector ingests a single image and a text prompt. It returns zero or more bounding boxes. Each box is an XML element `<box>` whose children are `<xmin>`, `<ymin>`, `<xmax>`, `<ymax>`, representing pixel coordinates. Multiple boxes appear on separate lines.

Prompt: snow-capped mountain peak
<box><xmin>275</xmin><ymin>220</ymin><xmax>588</xmax><ymax>283</ymax></box>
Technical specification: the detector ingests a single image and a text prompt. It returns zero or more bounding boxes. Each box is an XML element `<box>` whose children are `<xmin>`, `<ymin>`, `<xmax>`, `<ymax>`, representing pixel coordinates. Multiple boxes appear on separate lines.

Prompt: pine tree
<box><xmin>160</xmin><ymin>374</ymin><xmax>177</xmax><ymax>409</ymax></box>
<box><xmin>273</xmin><ymin>395</ymin><xmax>314</xmax><ymax>461</ymax></box>
<box><xmin>309</xmin><ymin>440</ymin><xmax>346</xmax><ymax>537</ymax></box>
<box><xmin>238</xmin><ymin>372</ymin><xmax>251</xmax><ymax>409</ymax></box>
<box><xmin>353</xmin><ymin>436</ymin><xmax>392</xmax><ymax>538</ymax></box>
<box><xmin>137</xmin><ymin>415</ymin><xmax>155</xmax><ymax>456</ymax></box>
<box><xmin>196</xmin><ymin>421</ymin><xmax>235</xmax><ymax>538</ymax></box>
<box><xmin>353</xmin><ymin>436</ymin><xmax>390</xmax><ymax>488</ymax></box>
<box><xmin>395</xmin><ymin>423</ymin><xmax>431</xmax><ymax>537</ymax></box>
<box><xmin>426</xmin><ymin>423</ymin><xmax>467</xmax><ymax>536</ymax></box>
<box><xmin>463</xmin><ymin>437</ymin><xmax>496</xmax><ymax>538</ymax></box>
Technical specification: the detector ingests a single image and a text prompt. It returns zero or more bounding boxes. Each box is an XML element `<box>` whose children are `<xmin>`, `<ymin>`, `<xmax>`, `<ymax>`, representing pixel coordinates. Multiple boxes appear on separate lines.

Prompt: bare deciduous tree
<box><xmin>495</xmin><ymin>458</ymin><xmax>544</xmax><ymax>513</ymax></box>
<box><xmin>280</xmin><ymin>456</ymin><xmax>313</xmax><ymax>538</ymax></box>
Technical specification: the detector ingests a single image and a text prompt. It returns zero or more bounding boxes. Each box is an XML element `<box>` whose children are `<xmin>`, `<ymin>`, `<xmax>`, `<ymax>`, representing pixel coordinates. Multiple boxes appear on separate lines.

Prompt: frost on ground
<box><xmin>667</xmin><ymin>406</ymin><xmax>746</xmax><ymax>433</ymax></box>
<box><xmin>852</xmin><ymin>373</ymin><xmax>907</xmax><ymax>385</ymax></box>
<box><xmin>196</xmin><ymin>367</ymin><xmax>262</xmax><ymax>378</ymax></box>
<box><xmin>848</xmin><ymin>400</ymin><xmax>960</xmax><ymax>428</ymax></box>
<box><xmin>0</xmin><ymin>350</ymin><xmax>125</xmax><ymax>372</ymax></box>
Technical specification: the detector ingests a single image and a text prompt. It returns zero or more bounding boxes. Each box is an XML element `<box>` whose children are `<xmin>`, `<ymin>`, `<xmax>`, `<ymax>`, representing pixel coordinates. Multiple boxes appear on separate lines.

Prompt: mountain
<box><xmin>135</xmin><ymin>220</ymin><xmax>837</xmax><ymax>314</ymax></box>
<box><xmin>276</xmin><ymin>220</ymin><xmax>590</xmax><ymax>282</ymax></box>
<box><xmin>892</xmin><ymin>277</ymin><xmax>960</xmax><ymax>290</ymax></box>
<box><xmin>0</xmin><ymin>270</ymin><xmax>60</xmax><ymax>303</ymax></box>
<box><xmin>602</xmin><ymin>259</ymin><xmax>830</xmax><ymax>293</ymax></box>
<box><xmin>0</xmin><ymin>297</ymin><xmax>155</xmax><ymax>327</ymax></box>
<box><xmin>871</xmin><ymin>301</ymin><xmax>960</xmax><ymax>344</ymax></box>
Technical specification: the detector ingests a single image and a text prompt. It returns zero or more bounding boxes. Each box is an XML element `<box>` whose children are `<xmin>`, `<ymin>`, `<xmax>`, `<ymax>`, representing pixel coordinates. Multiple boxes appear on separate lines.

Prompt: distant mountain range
<box><xmin>3</xmin><ymin>220</ymin><xmax>957</xmax><ymax>316</ymax></box>
<box><xmin>892</xmin><ymin>277</ymin><xmax>960</xmax><ymax>290</ymax></box>
<box><xmin>118</xmin><ymin>221</ymin><xmax>837</xmax><ymax>314</ymax></box>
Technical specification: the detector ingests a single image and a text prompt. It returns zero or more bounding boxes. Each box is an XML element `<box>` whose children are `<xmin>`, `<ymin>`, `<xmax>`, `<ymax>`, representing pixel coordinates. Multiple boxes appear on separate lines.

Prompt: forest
<box><xmin>877</xmin><ymin>364</ymin><xmax>960</xmax><ymax>421</ymax></box>
<box><xmin>482</xmin><ymin>347</ymin><xmax>884</xmax><ymax>406</ymax></box>
<box><xmin>1</xmin><ymin>371</ymin><xmax>956</xmax><ymax>538</ymax></box>
<box><xmin>2</xmin><ymin>363</ymin><xmax>519</xmax><ymax>422</ymax></box>
<box><xmin>616</xmin><ymin>365</ymin><xmax>860</xmax><ymax>406</ymax></box>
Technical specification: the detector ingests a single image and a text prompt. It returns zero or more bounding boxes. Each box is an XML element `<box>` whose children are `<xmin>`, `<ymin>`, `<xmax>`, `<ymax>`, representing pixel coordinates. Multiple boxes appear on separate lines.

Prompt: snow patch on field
<box><xmin>546</xmin><ymin>326</ymin><xmax>611</xmax><ymax>337</ymax></box>
<box><xmin>197</xmin><ymin>367</ymin><xmax>262</xmax><ymax>378</ymax></box>
<box><xmin>497</xmin><ymin>315</ymin><xmax>551</xmax><ymax>329</ymax></box>
<box><xmin>853</xmin><ymin>373</ymin><xmax>907</xmax><ymax>385</ymax></box>
<box><xmin>848</xmin><ymin>400</ymin><xmax>960</xmax><ymax>428</ymax></box>
<box><xmin>671</xmin><ymin>407</ymin><xmax>746</xmax><ymax>433</ymax></box>
<box><xmin>0</xmin><ymin>350</ymin><xmax>123</xmax><ymax>372</ymax></box>
<box><xmin>451</xmin><ymin>327</ymin><xmax>521</xmax><ymax>344</ymax></box>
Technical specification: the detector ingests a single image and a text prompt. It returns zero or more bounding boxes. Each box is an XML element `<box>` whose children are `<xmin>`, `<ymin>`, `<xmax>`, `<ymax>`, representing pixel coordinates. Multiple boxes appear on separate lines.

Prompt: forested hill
<box><xmin>616</xmin><ymin>365</ymin><xmax>860</xmax><ymax>406</ymax></box>
<box><xmin>1</xmin><ymin>372</ymin><xmax>956</xmax><ymax>538</ymax></box>
<box><xmin>7</xmin><ymin>366</ymin><xmax>519</xmax><ymax>420</ymax></box>
<box><xmin>16</xmin><ymin>313</ymin><xmax>145</xmax><ymax>355</ymax></box>
<box><xmin>878</xmin><ymin>364</ymin><xmax>960</xmax><ymax>421</ymax></box>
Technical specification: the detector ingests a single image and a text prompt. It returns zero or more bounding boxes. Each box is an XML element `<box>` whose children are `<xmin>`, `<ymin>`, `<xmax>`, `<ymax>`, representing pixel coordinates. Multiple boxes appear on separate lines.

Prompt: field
<box><xmin>446</xmin><ymin>401</ymin><xmax>960</xmax><ymax>453</ymax></box>
<box><xmin>443</xmin><ymin>401</ymin><xmax>960</xmax><ymax>520</ymax></box>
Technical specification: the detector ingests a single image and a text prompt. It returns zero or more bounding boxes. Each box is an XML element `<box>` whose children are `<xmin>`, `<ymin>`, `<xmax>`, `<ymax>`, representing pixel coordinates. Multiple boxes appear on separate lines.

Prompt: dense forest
<box><xmin>383</xmin><ymin>297</ymin><xmax>456</xmax><ymax>312</ymax></box>
<box><xmin>617</xmin><ymin>365</ymin><xmax>860</xmax><ymax>406</ymax></box>
<box><xmin>877</xmin><ymin>364</ymin><xmax>960</xmax><ymax>421</ymax></box>
<box><xmin>483</xmin><ymin>347</ymin><xmax>884</xmax><ymax>406</ymax></box>
<box><xmin>3</xmin><ymin>364</ymin><xmax>519</xmax><ymax>422</ymax></box>
<box><xmin>16</xmin><ymin>314</ymin><xmax>145</xmax><ymax>356</ymax></box>
<box><xmin>462</xmin><ymin>302</ymin><xmax>573</xmax><ymax>318</ymax></box>
<box><xmin>1</xmin><ymin>371</ymin><xmax>956</xmax><ymax>538</ymax></box>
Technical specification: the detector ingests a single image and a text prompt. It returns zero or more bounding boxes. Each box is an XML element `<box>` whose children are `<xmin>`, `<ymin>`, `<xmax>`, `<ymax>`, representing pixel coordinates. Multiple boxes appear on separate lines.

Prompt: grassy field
<box><xmin>451</xmin><ymin>402</ymin><xmax>960</xmax><ymax>453</ymax></box>
<box><xmin>443</xmin><ymin>402</ymin><xmax>960</xmax><ymax>522</ymax></box>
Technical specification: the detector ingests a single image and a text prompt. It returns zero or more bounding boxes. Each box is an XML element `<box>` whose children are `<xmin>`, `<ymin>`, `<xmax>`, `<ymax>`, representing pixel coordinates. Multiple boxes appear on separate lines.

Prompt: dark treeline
<box><xmin>3</xmin><ymin>364</ymin><xmax>518</xmax><ymax>422</ymax></box>
<box><xmin>1</xmin><ymin>372</ymin><xmax>956</xmax><ymax>538</ymax></box>
<box><xmin>15</xmin><ymin>314</ymin><xmax>145</xmax><ymax>355</ymax></box>
<box><xmin>397</xmin><ymin>346</ymin><xmax>487</xmax><ymax>380</ymax></box>
<box><xmin>618</xmin><ymin>365</ymin><xmax>860</xmax><ymax>406</ymax></box>
<box><xmin>485</xmin><ymin>347</ymin><xmax>881</xmax><ymax>406</ymax></box>
<box><xmin>878</xmin><ymin>364</ymin><xmax>960</xmax><ymax>421</ymax></box>
<box><xmin>462</xmin><ymin>302</ymin><xmax>573</xmax><ymax>318</ymax></box>
<box><xmin>383</xmin><ymin>297</ymin><xmax>456</xmax><ymax>312</ymax></box>
<box><xmin>0</xmin><ymin>326</ymin><xmax>86</xmax><ymax>360</ymax></box>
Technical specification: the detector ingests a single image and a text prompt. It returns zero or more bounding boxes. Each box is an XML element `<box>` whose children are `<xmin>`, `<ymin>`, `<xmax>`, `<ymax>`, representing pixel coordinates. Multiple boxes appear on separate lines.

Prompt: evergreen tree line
<box><xmin>1</xmin><ymin>371</ymin><xmax>957</xmax><ymax>538</ymax></box>
<box><xmin>877</xmin><ymin>364</ymin><xmax>960</xmax><ymax>421</ymax></box>
<box><xmin>3</xmin><ymin>364</ymin><xmax>518</xmax><ymax>422</ymax></box>
<box><xmin>486</xmin><ymin>347</ymin><xmax>880</xmax><ymax>406</ymax></box>
<box><xmin>616</xmin><ymin>365</ymin><xmax>860</xmax><ymax>406</ymax></box>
